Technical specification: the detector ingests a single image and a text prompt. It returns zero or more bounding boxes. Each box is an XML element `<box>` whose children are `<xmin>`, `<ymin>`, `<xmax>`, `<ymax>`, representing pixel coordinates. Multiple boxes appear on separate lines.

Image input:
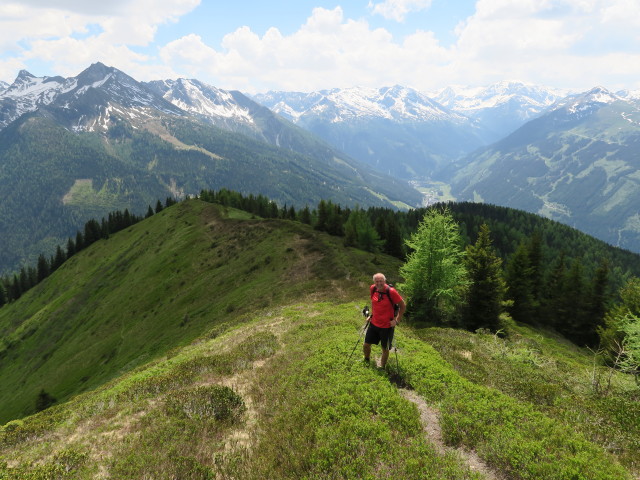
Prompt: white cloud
<box><xmin>449</xmin><ymin>0</ymin><xmax>640</xmax><ymax>89</ymax></box>
<box><xmin>0</xmin><ymin>0</ymin><xmax>199</xmax><ymax>81</ymax></box>
<box><xmin>2</xmin><ymin>0</ymin><xmax>640</xmax><ymax>92</ymax></box>
<box><xmin>368</xmin><ymin>0</ymin><xmax>433</xmax><ymax>22</ymax></box>
<box><xmin>160</xmin><ymin>7</ymin><xmax>450</xmax><ymax>93</ymax></box>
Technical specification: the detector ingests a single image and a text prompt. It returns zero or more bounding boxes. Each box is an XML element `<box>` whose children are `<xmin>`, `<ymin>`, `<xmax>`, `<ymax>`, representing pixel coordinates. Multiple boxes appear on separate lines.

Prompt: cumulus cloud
<box><xmin>368</xmin><ymin>0</ymin><xmax>433</xmax><ymax>22</ymax></box>
<box><xmin>2</xmin><ymin>0</ymin><xmax>640</xmax><ymax>92</ymax></box>
<box><xmin>451</xmin><ymin>0</ymin><xmax>640</xmax><ymax>89</ymax></box>
<box><xmin>160</xmin><ymin>7</ymin><xmax>450</xmax><ymax>93</ymax></box>
<box><xmin>0</xmin><ymin>0</ymin><xmax>199</xmax><ymax>80</ymax></box>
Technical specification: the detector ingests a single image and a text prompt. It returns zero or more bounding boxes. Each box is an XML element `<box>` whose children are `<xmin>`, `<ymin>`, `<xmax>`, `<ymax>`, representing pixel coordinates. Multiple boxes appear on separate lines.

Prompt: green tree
<box><xmin>83</xmin><ymin>219</ymin><xmax>102</xmax><ymax>246</ymax></box>
<box><xmin>299</xmin><ymin>206</ymin><xmax>312</xmax><ymax>225</ymax></box>
<box><xmin>599</xmin><ymin>277</ymin><xmax>640</xmax><ymax>373</ymax></box>
<box><xmin>399</xmin><ymin>208</ymin><xmax>468</xmax><ymax>325</ymax></box>
<box><xmin>344</xmin><ymin>208</ymin><xmax>382</xmax><ymax>252</ymax></box>
<box><xmin>315</xmin><ymin>200</ymin><xmax>328</xmax><ymax>232</ymax></box>
<box><xmin>619</xmin><ymin>314</ymin><xmax>640</xmax><ymax>383</ymax></box>
<box><xmin>527</xmin><ymin>231</ymin><xmax>544</xmax><ymax>313</ymax></box>
<box><xmin>51</xmin><ymin>245</ymin><xmax>66</xmax><ymax>272</ymax></box>
<box><xmin>584</xmin><ymin>260</ymin><xmax>610</xmax><ymax>346</ymax></box>
<box><xmin>463</xmin><ymin>224</ymin><xmax>506</xmax><ymax>332</ymax></box>
<box><xmin>66</xmin><ymin>237</ymin><xmax>76</xmax><ymax>258</ymax></box>
<box><xmin>542</xmin><ymin>251</ymin><xmax>567</xmax><ymax>330</ymax></box>
<box><xmin>35</xmin><ymin>389</ymin><xmax>56</xmax><ymax>412</ymax></box>
<box><xmin>505</xmin><ymin>242</ymin><xmax>536</xmax><ymax>324</ymax></box>
<box><xmin>376</xmin><ymin>213</ymin><xmax>404</xmax><ymax>258</ymax></box>
<box><xmin>560</xmin><ymin>259</ymin><xmax>588</xmax><ymax>343</ymax></box>
<box><xmin>36</xmin><ymin>254</ymin><xmax>50</xmax><ymax>283</ymax></box>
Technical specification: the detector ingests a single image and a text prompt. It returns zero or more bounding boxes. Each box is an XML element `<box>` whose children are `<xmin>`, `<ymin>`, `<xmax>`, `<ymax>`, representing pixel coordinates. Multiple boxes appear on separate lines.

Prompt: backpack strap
<box><xmin>371</xmin><ymin>285</ymin><xmax>397</xmax><ymax>310</ymax></box>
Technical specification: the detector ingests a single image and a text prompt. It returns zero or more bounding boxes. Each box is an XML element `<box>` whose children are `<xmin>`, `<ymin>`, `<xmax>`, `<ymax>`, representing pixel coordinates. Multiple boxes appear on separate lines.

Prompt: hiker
<box><xmin>364</xmin><ymin>272</ymin><xmax>405</xmax><ymax>368</ymax></box>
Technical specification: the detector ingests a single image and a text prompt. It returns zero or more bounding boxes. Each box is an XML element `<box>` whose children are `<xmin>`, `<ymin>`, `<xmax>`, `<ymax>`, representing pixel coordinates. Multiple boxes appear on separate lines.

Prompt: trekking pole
<box><xmin>394</xmin><ymin>337</ymin><xmax>400</xmax><ymax>372</ymax></box>
<box><xmin>347</xmin><ymin>306</ymin><xmax>370</xmax><ymax>365</ymax></box>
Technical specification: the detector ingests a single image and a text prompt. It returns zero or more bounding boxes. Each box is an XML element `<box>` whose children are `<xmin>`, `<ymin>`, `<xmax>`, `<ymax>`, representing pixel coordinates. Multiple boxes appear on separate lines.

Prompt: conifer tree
<box><xmin>9</xmin><ymin>273</ymin><xmax>21</xmax><ymax>301</ymax></box>
<box><xmin>505</xmin><ymin>242</ymin><xmax>536</xmax><ymax>324</ymax></box>
<box><xmin>463</xmin><ymin>224</ymin><xmax>505</xmax><ymax>332</ymax></box>
<box><xmin>399</xmin><ymin>208</ymin><xmax>468</xmax><ymax>325</ymax></box>
<box><xmin>146</xmin><ymin>205</ymin><xmax>154</xmax><ymax>218</ymax></box>
<box><xmin>75</xmin><ymin>231</ymin><xmax>84</xmax><ymax>252</ymax></box>
<box><xmin>527</xmin><ymin>231</ymin><xmax>544</xmax><ymax>310</ymax></box>
<box><xmin>36</xmin><ymin>254</ymin><xmax>50</xmax><ymax>283</ymax></box>
<box><xmin>599</xmin><ymin>277</ymin><xmax>640</xmax><ymax>377</ymax></box>
<box><xmin>155</xmin><ymin>200</ymin><xmax>164</xmax><ymax>214</ymax></box>
<box><xmin>52</xmin><ymin>245</ymin><xmax>66</xmax><ymax>271</ymax></box>
<box><xmin>19</xmin><ymin>267</ymin><xmax>30</xmax><ymax>294</ymax></box>
<box><xmin>326</xmin><ymin>203</ymin><xmax>344</xmax><ymax>236</ymax></box>
<box><xmin>376</xmin><ymin>213</ymin><xmax>404</xmax><ymax>258</ymax></box>
<box><xmin>0</xmin><ymin>283</ymin><xmax>6</xmax><ymax>307</ymax></box>
<box><xmin>84</xmin><ymin>219</ymin><xmax>102</xmax><ymax>246</ymax></box>
<box><xmin>585</xmin><ymin>260</ymin><xmax>610</xmax><ymax>345</ymax></box>
<box><xmin>35</xmin><ymin>389</ymin><xmax>56</xmax><ymax>412</ymax></box>
<box><xmin>344</xmin><ymin>208</ymin><xmax>382</xmax><ymax>252</ymax></box>
<box><xmin>558</xmin><ymin>259</ymin><xmax>587</xmax><ymax>342</ymax></box>
<box><xmin>66</xmin><ymin>237</ymin><xmax>76</xmax><ymax>258</ymax></box>
<box><xmin>315</xmin><ymin>200</ymin><xmax>328</xmax><ymax>232</ymax></box>
<box><xmin>299</xmin><ymin>206</ymin><xmax>312</xmax><ymax>225</ymax></box>
<box><xmin>542</xmin><ymin>252</ymin><xmax>567</xmax><ymax>329</ymax></box>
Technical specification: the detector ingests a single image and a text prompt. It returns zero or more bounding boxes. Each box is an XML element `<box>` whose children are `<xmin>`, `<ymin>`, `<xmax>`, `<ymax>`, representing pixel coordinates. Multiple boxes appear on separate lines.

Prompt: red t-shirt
<box><xmin>370</xmin><ymin>284</ymin><xmax>403</xmax><ymax>328</ymax></box>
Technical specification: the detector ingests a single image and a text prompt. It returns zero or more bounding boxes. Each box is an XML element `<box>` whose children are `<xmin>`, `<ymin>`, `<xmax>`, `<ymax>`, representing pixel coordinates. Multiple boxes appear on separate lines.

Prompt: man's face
<box><xmin>374</xmin><ymin>276</ymin><xmax>386</xmax><ymax>291</ymax></box>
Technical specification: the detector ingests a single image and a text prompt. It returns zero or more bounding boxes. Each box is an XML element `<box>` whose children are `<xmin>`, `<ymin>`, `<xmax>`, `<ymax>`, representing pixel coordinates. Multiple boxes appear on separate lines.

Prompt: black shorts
<box><xmin>365</xmin><ymin>323</ymin><xmax>394</xmax><ymax>350</ymax></box>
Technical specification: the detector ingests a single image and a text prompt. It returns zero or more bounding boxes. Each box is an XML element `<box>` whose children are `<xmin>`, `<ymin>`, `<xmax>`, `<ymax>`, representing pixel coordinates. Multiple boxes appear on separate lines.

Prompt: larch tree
<box><xmin>399</xmin><ymin>208</ymin><xmax>468</xmax><ymax>325</ymax></box>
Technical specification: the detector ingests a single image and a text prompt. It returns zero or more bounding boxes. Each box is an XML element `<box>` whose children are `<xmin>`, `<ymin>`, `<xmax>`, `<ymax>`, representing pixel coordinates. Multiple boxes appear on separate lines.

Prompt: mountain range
<box><xmin>3</xmin><ymin>61</ymin><xmax>640</xmax><ymax>272</ymax></box>
<box><xmin>447</xmin><ymin>86</ymin><xmax>640</xmax><ymax>251</ymax></box>
<box><xmin>253</xmin><ymin>82</ymin><xmax>568</xmax><ymax>179</ymax></box>
<box><xmin>0</xmin><ymin>63</ymin><xmax>420</xmax><ymax>274</ymax></box>
<box><xmin>255</xmin><ymin>82</ymin><xmax>640</xmax><ymax>252</ymax></box>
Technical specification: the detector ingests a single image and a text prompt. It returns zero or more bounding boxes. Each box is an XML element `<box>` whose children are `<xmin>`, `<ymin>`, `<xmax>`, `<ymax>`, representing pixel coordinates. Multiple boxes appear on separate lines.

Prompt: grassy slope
<box><xmin>0</xmin><ymin>199</ymin><xmax>397</xmax><ymax>424</ymax></box>
<box><xmin>0</xmin><ymin>200</ymin><xmax>638</xmax><ymax>479</ymax></box>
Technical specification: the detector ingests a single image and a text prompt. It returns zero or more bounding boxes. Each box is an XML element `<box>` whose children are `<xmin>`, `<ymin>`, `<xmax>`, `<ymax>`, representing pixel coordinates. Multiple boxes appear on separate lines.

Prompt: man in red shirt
<box><xmin>364</xmin><ymin>272</ymin><xmax>406</xmax><ymax>368</ymax></box>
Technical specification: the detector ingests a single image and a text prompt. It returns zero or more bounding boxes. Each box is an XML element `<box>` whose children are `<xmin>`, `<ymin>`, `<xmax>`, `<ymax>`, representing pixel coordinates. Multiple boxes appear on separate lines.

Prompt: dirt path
<box><xmin>400</xmin><ymin>389</ymin><xmax>506</xmax><ymax>480</ymax></box>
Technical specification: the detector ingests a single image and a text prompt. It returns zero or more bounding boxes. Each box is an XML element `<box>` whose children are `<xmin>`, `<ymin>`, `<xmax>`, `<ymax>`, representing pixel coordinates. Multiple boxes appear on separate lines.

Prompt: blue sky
<box><xmin>1</xmin><ymin>0</ymin><xmax>639</xmax><ymax>93</ymax></box>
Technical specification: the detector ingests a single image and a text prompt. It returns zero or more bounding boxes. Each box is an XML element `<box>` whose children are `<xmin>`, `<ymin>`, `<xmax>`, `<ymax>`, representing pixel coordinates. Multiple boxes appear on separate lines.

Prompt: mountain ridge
<box><xmin>448</xmin><ymin>84</ymin><xmax>640</xmax><ymax>251</ymax></box>
<box><xmin>0</xmin><ymin>63</ymin><xmax>422</xmax><ymax>274</ymax></box>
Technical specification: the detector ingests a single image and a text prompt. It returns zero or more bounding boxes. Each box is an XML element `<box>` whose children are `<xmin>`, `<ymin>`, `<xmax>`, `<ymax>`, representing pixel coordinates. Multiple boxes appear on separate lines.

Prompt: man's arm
<box><xmin>396</xmin><ymin>299</ymin><xmax>406</xmax><ymax>322</ymax></box>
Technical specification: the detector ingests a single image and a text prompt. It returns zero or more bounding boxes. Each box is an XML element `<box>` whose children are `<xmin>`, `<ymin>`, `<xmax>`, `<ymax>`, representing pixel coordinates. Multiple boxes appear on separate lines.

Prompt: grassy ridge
<box><xmin>1</xmin><ymin>302</ymin><xmax>635</xmax><ymax>478</ymax></box>
<box><xmin>0</xmin><ymin>199</ymin><xmax>398</xmax><ymax>423</ymax></box>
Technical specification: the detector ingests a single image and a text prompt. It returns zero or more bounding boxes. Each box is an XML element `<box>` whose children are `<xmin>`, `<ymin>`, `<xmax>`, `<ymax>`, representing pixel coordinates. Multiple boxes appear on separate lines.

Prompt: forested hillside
<box><xmin>0</xmin><ymin>109</ymin><xmax>419</xmax><ymax>275</ymax></box>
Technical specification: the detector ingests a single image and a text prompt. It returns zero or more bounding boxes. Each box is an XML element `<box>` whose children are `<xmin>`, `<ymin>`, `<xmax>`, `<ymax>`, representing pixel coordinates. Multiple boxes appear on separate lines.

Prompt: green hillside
<box><xmin>0</xmin><ymin>199</ymin><xmax>398</xmax><ymax>423</ymax></box>
<box><xmin>0</xmin><ymin>112</ymin><xmax>420</xmax><ymax>275</ymax></box>
<box><xmin>1</xmin><ymin>200</ymin><xmax>638</xmax><ymax>479</ymax></box>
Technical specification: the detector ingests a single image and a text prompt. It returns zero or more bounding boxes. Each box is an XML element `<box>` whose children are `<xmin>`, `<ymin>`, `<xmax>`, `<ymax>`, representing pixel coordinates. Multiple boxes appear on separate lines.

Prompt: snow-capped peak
<box><xmin>432</xmin><ymin>80</ymin><xmax>567</xmax><ymax>113</ymax></box>
<box><xmin>581</xmin><ymin>86</ymin><xmax>618</xmax><ymax>104</ymax></box>
<box><xmin>146</xmin><ymin>78</ymin><xmax>254</xmax><ymax>123</ymax></box>
<box><xmin>255</xmin><ymin>85</ymin><xmax>464</xmax><ymax>124</ymax></box>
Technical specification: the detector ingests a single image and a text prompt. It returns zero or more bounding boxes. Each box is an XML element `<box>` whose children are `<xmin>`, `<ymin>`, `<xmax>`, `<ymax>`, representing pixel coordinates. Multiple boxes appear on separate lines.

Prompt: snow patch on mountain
<box><xmin>432</xmin><ymin>80</ymin><xmax>568</xmax><ymax>118</ymax></box>
<box><xmin>551</xmin><ymin>86</ymin><xmax>621</xmax><ymax>119</ymax></box>
<box><xmin>255</xmin><ymin>85</ymin><xmax>466</xmax><ymax>125</ymax></box>
<box><xmin>146</xmin><ymin>79</ymin><xmax>254</xmax><ymax>124</ymax></box>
